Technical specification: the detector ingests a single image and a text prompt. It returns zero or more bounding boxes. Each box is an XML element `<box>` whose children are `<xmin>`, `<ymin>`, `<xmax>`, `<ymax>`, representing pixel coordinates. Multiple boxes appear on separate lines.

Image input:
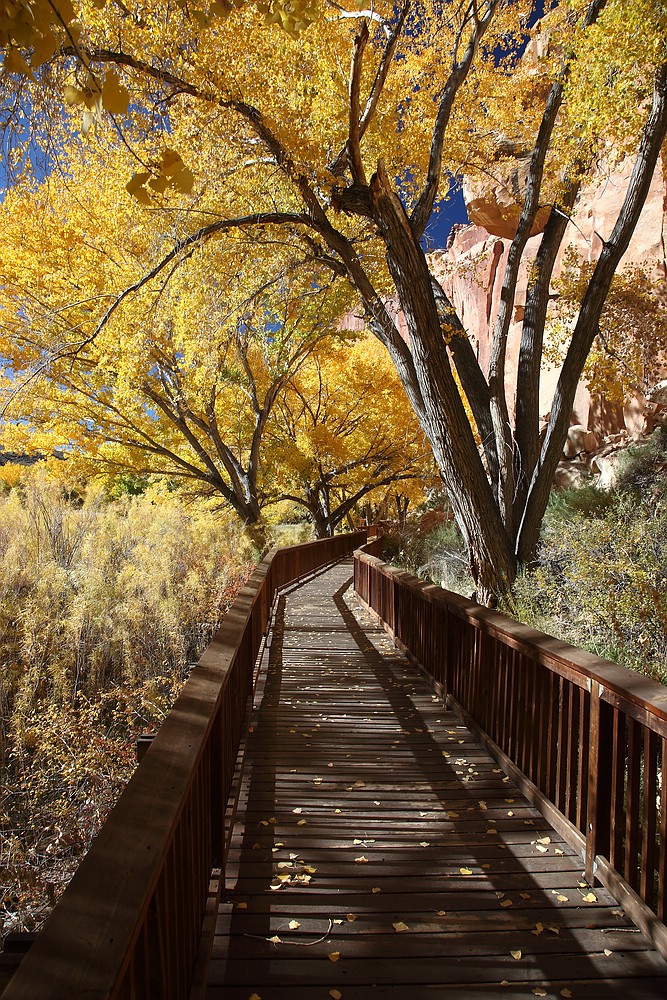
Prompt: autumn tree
<box><xmin>0</xmin><ymin>151</ymin><xmax>355</xmax><ymax>542</ymax></box>
<box><xmin>267</xmin><ymin>335</ymin><xmax>434</xmax><ymax>536</ymax></box>
<box><xmin>1</xmin><ymin>0</ymin><xmax>667</xmax><ymax>600</ymax></box>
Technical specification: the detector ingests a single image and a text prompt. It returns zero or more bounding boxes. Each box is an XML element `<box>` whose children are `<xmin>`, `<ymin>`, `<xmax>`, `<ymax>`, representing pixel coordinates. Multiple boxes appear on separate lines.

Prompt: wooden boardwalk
<box><xmin>201</xmin><ymin>560</ymin><xmax>667</xmax><ymax>999</ymax></box>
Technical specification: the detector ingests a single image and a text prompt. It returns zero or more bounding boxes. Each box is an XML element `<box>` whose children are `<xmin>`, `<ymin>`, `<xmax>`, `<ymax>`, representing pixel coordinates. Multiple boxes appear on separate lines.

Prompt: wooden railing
<box><xmin>2</xmin><ymin>531</ymin><xmax>366</xmax><ymax>1000</ymax></box>
<box><xmin>354</xmin><ymin>544</ymin><xmax>667</xmax><ymax>961</ymax></box>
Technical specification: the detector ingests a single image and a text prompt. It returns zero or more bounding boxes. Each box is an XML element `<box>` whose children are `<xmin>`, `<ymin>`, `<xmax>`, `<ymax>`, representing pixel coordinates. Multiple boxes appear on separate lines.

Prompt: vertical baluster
<box><xmin>640</xmin><ymin>729</ymin><xmax>659</xmax><ymax>909</ymax></box>
<box><xmin>609</xmin><ymin>708</ymin><xmax>626</xmax><ymax>871</ymax></box>
<box><xmin>585</xmin><ymin>683</ymin><xmax>613</xmax><ymax>882</ymax></box>
<box><xmin>625</xmin><ymin>719</ymin><xmax>642</xmax><ymax>890</ymax></box>
<box><xmin>659</xmin><ymin>737</ymin><xmax>667</xmax><ymax>922</ymax></box>
<box><xmin>576</xmin><ymin>688</ymin><xmax>590</xmax><ymax>836</ymax></box>
<box><xmin>555</xmin><ymin>678</ymin><xmax>570</xmax><ymax>815</ymax></box>
<box><xmin>565</xmin><ymin>684</ymin><xmax>581</xmax><ymax>824</ymax></box>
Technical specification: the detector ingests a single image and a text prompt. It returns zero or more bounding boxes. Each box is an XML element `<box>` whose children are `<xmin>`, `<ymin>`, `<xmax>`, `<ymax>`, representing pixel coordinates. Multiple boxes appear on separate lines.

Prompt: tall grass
<box><xmin>0</xmin><ymin>471</ymin><xmax>254</xmax><ymax>940</ymax></box>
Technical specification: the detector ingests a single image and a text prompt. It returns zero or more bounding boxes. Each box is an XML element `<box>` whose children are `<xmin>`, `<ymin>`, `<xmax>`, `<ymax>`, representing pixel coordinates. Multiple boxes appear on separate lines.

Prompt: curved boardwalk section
<box><xmin>204</xmin><ymin>560</ymin><xmax>667</xmax><ymax>999</ymax></box>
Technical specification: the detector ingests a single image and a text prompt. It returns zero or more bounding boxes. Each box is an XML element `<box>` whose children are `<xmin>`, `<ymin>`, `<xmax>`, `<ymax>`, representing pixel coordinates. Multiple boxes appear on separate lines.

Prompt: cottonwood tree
<box><xmin>267</xmin><ymin>335</ymin><xmax>434</xmax><ymax>536</ymax></box>
<box><xmin>1</xmin><ymin>0</ymin><xmax>666</xmax><ymax>600</ymax></box>
<box><xmin>0</xmin><ymin>153</ymin><xmax>354</xmax><ymax>543</ymax></box>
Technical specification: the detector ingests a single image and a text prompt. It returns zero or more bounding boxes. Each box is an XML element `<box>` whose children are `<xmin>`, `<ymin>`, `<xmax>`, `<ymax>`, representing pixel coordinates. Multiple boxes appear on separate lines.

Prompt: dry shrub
<box><xmin>0</xmin><ymin>470</ymin><xmax>254</xmax><ymax>940</ymax></box>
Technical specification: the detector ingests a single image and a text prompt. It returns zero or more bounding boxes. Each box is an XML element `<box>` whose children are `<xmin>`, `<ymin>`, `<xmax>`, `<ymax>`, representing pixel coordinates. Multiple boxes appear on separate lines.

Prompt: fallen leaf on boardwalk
<box><xmin>560</xmin><ymin>990</ymin><xmax>573</xmax><ymax>997</ymax></box>
<box><xmin>302</xmin><ymin>865</ymin><xmax>317</xmax><ymax>874</ymax></box>
<box><xmin>328</xmin><ymin>951</ymin><xmax>341</xmax><ymax>962</ymax></box>
<box><xmin>460</xmin><ymin>867</ymin><xmax>473</xmax><ymax>875</ymax></box>
<box><xmin>532</xmin><ymin>922</ymin><xmax>544</xmax><ymax>936</ymax></box>
<box><xmin>581</xmin><ymin>892</ymin><xmax>597</xmax><ymax>903</ymax></box>
<box><xmin>328</xmin><ymin>762</ymin><xmax>334</xmax><ymax>768</ymax></box>
<box><xmin>335</xmin><ymin>809</ymin><xmax>342</xmax><ymax>814</ymax></box>
<box><xmin>288</xmin><ymin>920</ymin><xmax>300</xmax><ymax>929</ymax></box>
<box><xmin>313</xmin><ymin>778</ymin><xmax>322</xmax><ymax>784</ymax></box>
<box><xmin>482</xmin><ymin>864</ymin><xmax>491</xmax><ymax>870</ymax></box>
<box><xmin>553</xmin><ymin>893</ymin><xmax>569</xmax><ymax>903</ymax></box>
<box><xmin>372</xmin><ymin>887</ymin><xmax>382</xmax><ymax>893</ymax></box>
<box><xmin>555</xmin><ymin>848</ymin><xmax>564</xmax><ymax>855</ymax></box>
<box><xmin>500</xmin><ymin>899</ymin><xmax>513</xmax><ymax>908</ymax></box>
<box><xmin>252</xmin><ymin>843</ymin><xmax>262</xmax><ymax>850</ymax></box>
<box><xmin>442</xmin><ymin>751</ymin><xmax>450</xmax><ymax>757</ymax></box>
<box><xmin>493</xmin><ymin>768</ymin><xmax>502</xmax><ymax>774</ymax></box>
<box><xmin>355</xmin><ymin>856</ymin><xmax>369</xmax><ymax>863</ymax></box>
<box><xmin>447</xmin><ymin>811</ymin><xmax>459</xmax><ymax>819</ymax></box>
<box><xmin>268</xmin><ymin>817</ymin><xmax>277</xmax><ymax>824</ymax></box>
<box><xmin>269</xmin><ymin>935</ymin><xmax>282</xmax><ymax>943</ymax></box>
<box><xmin>500</xmin><ymin>982</ymin><xmax>510</xmax><ymax>988</ymax></box>
<box><xmin>355</xmin><ymin>780</ymin><xmax>366</xmax><ymax>787</ymax></box>
<box><xmin>535</xmin><ymin>843</ymin><xmax>548</xmax><ymax>854</ymax></box>
<box><xmin>249</xmin><ymin>994</ymin><xmax>262</xmax><ymax>1000</ymax></box>
<box><xmin>297</xmin><ymin>819</ymin><xmax>308</xmax><ymax>826</ymax></box>
<box><xmin>294</xmin><ymin>873</ymin><xmax>311</xmax><ymax>884</ymax></box>
<box><xmin>510</xmin><ymin>949</ymin><xmax>522</xmax><ymax>960</ymax></box>
<box><xmin>374</xmin><ymin>800</ymin><xmax>381</xmax><ymax>806</ymax></box>
<box><xmin>393</xmin><ymin>921</ymin><xmax>409</xmax><ymax>932</ymax></box>
<box><xmin>333</xmin><ymin>919</ymin><xmax>343</xmax><ymax>925</ymax></box>
<box><xmin>507</xmin><ymin>810</ymin><xmax>514</xmax><ymax>817</ymax></box>
<box><xmin>260</xmin><ymin>821</ymin><xmax>270</xmax><ymax>827</ymax></box>
<box><xmin>604</xmin><ymin>948</ymin><xmax>612</xmax><ymax>956</ymax></box>
<box><xmin>548</xmin><ymin>926</ymin><xmax>560</xmax><ymax>935</ymax></box>
<box><xmin>533</xmin><ymin>990</ymin><xmax>547</xmax><ymax>997</ymax></box>
<box><xmin>420</xmin><ymin>841</ymin><xmax>430</xmax><ymax>847</ymax></box>
<box><xmin>487</xmin><ymin>828</ymin><xmax>498</xmax><ymax>835</ymax></box>
<box><xmin>479</xmin><ymin>800</ymin><xmax>487</xmax><ymax>809</ymax></box>
<box><xmin>524</xmin><ymin>819</ymin><xmax>534</xmax><ymax>825</ymax></box>
<box><xmin>277</xmin><ymin>874</ymin><xmax>291</xmax><ymax>882</ymax></box>
<box><xmin>292</xmin><ymin>807</ymin><xmax>303</xmax><ymax>814</ymax></box>
<box><xmin>537</xmin><ymin>837</ymin><xmax>551</xmax><ymax>846</ymax></box>
<box><xmin>520</xmin><ymin>892</ymin><xmax>531</xmax><ymax>900</ymax></box>
<box><xmin>330</xmin><ymin>991</ymin><xmax>342</xmax><ymax>1000</ymax></box>
<box><xmin>346</xmin><ymin>913</ymin><xmax>357</xmax><ymax>922</ymax></box>
<box><xmin>277</xmin><ymin>862</ymin><xmax>292</xmax><ymax>869</ymax></box>
<box><xmin>436</xmin><ymin>910</ymin><xmax>447</xmax><ymax>916</ymax></box>
<box><xmin>236</xmin><ymin>902</ymin><xmax>248</xmax><ymax>909</ymax></box>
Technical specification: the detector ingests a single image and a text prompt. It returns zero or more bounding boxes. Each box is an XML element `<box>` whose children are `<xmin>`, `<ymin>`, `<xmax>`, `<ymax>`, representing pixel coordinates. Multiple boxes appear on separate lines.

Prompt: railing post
<box><xmin>585</xmin><ymin>681</ymin><xmax>613</xmax><ymax>882</ymax></box>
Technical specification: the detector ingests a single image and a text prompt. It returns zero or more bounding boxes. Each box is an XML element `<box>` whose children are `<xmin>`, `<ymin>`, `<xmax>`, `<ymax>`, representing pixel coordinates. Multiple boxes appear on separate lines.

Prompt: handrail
<box><xmin>2</xmin><ymin>530</ymin><xmax>367</xmax><ymax>999</ymax></box>
<box><xmin>354</xmin><ymin>543</ymin><xmax>667</xmax><ymax>962</ymax></box>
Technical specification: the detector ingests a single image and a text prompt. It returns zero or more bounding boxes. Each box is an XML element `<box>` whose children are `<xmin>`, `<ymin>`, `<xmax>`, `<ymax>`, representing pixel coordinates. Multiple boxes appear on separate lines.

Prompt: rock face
<box><xmin>430</xmin><ymin>153</ymin><xmax>667</xmax><ymax>444</ymax></box>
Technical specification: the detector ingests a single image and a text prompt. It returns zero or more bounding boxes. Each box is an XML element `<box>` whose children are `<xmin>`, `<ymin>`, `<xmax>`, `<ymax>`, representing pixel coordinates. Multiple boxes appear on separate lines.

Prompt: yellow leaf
<box><xmin>64</xmin><ymin>85</ymin><xmax>86</xmax><ymax>107</ymax></box>
<box><xmin>371</xmin><ymin>886</ymin><xmax>381</xmax><ymax>893</ymax></box>
<box><xmin>560</xmin><ymin>990</ymin><xmax>573</xmax><ymax>998</ymax></box>
<box><xmin>500</xmin><ymin>899</ymin><xmax>513</xmax><ymax>908</ymax></box>
<box><xmin>292</xmin><ymin>807</ymin><xmax>302</xmax><ymax>814</ymax></box>
<box><xmin>604</xmin><ymin>948</ymin><xmax>612</xmax><ymax>956</ymax></box>
<box><xmin>288</xmin><ymin>920</ymin><xmax>300</xmax><ymax>929</ymax></box>
<box><xmin>392</xmin><ymin>921</ymin><xmax>409</xmax><ymax>932</ymax></box>
<box><xmin>269</xmin><ymin>935</ymin><xmax>282</xmax><ymax>943</ymax></box>
<box><xmin>510</xmin><ymin>949</ymin><xmax>522</xmax><ymax>960</ymax></box>
<box><xmin>236</xmin><ymin>901</ymin><xmax>248</xmax><ymax>909</ymax></box>
<box><xmin>346</xmin><ymin>913</ymin><xmax>357</xmax><ymax>922</ymax></box>
<box><xmin>297</xmin><ymin>819</ymin><xmax>307</xmax><ymax>826</ymax></box>
<box><xmin>102</xmin><ymin>71</ymin><xmax>130</xmax><ymax>116</ymax></box>
<box><xmin>582</xmin><ymin>892</ymin><xmax>597</xmax><ymax>903</ymax></box>
<box><xmin>533</xmin><ymin>991</ymin><xmax>547</xmax><ymax>997</ymax></box>
<box><xmin>354</xmin><ymin>856</ymin><xmax>368</xmax><ymax>864</ymax></box>
<box><xmin>329</xmin><ymin>991</ymin><xmax>342</xmax><ymax>1000</ymax></box>
<box><xmin>328</xmin><ymin>951</ymin><xmax>341</xmax><ymax>962</ymax></box>
<box><xmin>171</xmin><ymin>167</ymin><xmax>195</xmax><ymax>195</ymax></box>
<box><xmin>460</xmin><ymin>867</ymin><xmax>473</xmax><ymax>875</ymax></box>
<box><xmin>436</xmin><ymin>910</ymin><xmax>446</xmax><ymax>916</ymax></box>
<box><xmin>5</xmin><ymin>48</ymin><xmax>35</xmax><ymax>79</ymax></box>
<box><xmin>532</xmin><ymin>922</ymin><xmax>544</xmax><ymax>936</ymax></box>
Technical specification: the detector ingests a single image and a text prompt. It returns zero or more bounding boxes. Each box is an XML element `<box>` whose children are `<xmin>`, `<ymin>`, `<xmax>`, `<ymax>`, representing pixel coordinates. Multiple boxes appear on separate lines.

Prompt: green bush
<box><xmin>505</xmin><ymin>440</ymin><xmax>667</xmax><ymax>684</ymax></box>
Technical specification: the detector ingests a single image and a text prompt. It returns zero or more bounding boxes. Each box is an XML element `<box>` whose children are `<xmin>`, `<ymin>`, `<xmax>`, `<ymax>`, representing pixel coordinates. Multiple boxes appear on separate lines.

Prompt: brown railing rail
<box><xmin>354</xmin><ymin>544</ymin><xmax>667</xmax><ymax>961</ymax></box>
<box><xmin>2</xmin><ymin>531</ymin><xmax>366</xmax><ymax>1000</ymax></box>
